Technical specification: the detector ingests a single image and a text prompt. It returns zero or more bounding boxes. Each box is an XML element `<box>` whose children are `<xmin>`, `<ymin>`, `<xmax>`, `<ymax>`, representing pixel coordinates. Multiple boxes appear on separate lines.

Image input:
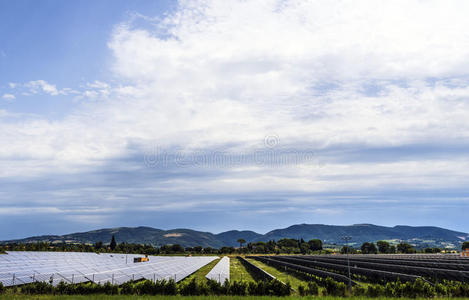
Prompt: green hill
<box><xmin>2</xmin><ymin>224</ymin><xmax>467</xmax><ymax>249</ymax></box>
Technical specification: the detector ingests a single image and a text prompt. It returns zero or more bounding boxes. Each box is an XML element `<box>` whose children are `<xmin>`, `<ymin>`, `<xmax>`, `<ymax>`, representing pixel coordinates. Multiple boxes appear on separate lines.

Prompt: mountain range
<box><xmin>2</xmin><ymin>224</ymin><xmax>468</xmax><ymax>249</ymax></box>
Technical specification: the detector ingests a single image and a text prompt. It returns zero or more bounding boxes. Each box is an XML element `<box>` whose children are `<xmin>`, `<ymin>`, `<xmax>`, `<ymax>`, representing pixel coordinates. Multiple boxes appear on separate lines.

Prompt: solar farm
<box><xmin>0</xmin><ymin>252</ymin><xmax>218</xmax><ymax>287</ymax></box>
<box><xmin>1</xmin><ymin>252</ymin><xmax>469</xmax><ymax>298</ymax></box>
<box><xmin>249</xmin><ymin>254</ymin><xmax>469</xmax><ymax>284</ymax></box>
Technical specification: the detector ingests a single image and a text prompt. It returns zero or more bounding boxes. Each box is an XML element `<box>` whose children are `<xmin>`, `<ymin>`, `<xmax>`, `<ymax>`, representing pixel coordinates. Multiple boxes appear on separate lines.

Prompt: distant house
<box><xmin>462</xmin><ymin>249</ymin><xmax>469</xmax><ymax>257</ymax></box>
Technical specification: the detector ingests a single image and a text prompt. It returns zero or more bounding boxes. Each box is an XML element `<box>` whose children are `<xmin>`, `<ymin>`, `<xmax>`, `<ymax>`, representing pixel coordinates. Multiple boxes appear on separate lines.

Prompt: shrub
<box><xmin>307</xmin><ymin>281</ymin><xmax>319</xmax><ymax>295</ymax></box>
<box><xmin>324</xmin><ymin>277</ymin><xmax>346</xmax><ymax>296</ymax></box>
<box><xmin>352</xmin><ymin>284</ymin><xmax>366</xmax><ymax>296</ymax></box>
<box><xmin>435</xmin><ymin>283</ymin><xmax>448</xmax><ymax>296</ymax></box>
<box><xmin>207</xmin><ymin>279</ymin><xmax>224</xmax><ymax>295</ymax></box>
<box><xmin>179</xmin><ymin>278</ymin><xmax>199</xmax><ymax>295</ymax></box>
<box><xmin>102</xmin><ymin>282</ymin><xmax>118</xmax><ymax>295</ymax></box>
<box><xmin>22</xmin><ymin>281</ymin><xmax>54</xmax><ymax>294</ymax></box>
<box><xmin>164</xmin><ymin>279</ymin><xmax>177</xmax><ymax>295</ymax></box>
<box><xmin>121</xmin><ymin>281</ymin><xmax>135</xmax><ymax>295</ymax></box>
<box><xmin>297</xmin><ymin>284</ymin><xmax>306</xmax><ymax>296</ymax></box>
<box><xmin>229</xmin><ymin>280</ymin><xmax>247</xmax><ymax>295</ymax></box>
<box><xmin>268</xmin><ymin>280</ymin><xmax>290</xmax><ymax>296</ymax></box>
<box><xmin>366</xmin><ymin>284</ymin><xmax>385</xmax><ymax>297</ymax></box>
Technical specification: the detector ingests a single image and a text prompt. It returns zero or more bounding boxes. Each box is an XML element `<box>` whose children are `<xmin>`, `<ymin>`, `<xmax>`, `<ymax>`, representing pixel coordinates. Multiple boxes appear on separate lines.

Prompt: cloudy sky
<box><xmin>1</xmin><ymin>0</ymin><xmax>468</xmax><ymax>239</ymax></box>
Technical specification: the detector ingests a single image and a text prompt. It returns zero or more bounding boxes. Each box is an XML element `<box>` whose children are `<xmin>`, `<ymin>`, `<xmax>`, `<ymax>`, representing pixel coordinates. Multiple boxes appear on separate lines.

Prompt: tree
<box><xmin>308</xmin><ymin>239</ymin><xmax>323</xmax><ymax>251</ymax></box>
<box><xmin>237</xmin><ymin>238</ymin><xmax>246</xmax><ymax>248</ymax></box>
<box><xmin>340</xmin><ymin>245</ymin><xmax>355</xmax><ymax>254</ymax></box>
<box><xmin>424</xmin><ymin>247</ymin><xmax>441</xmax><ymax>253</ymax></box>
<box><xmin>94</xmin><ymin>241</ymin><xmax>103</xmax><ymax>250</ymax></box>
<box><xmin>171</xmin><ymin>244</ymin><xmax>184</xmax><ymax>253</ymax></box>
<box><xmin>376</xmin><ymin>240</ymin><xmax>391</xmax><ymax>253</ymax></box>
<box><xmin>110</xmin><ymin>235</ymin><xmax>117</xmax><ymax>251</ymax></box>
<box><xmin>397</xmin><ymin>242</ymin><xmax>415</xmax><ymax>254</ymax></box>
<box><xmin>277</xmin><ymin>238</ymin><xmax>299</xmax><ymax>248</ymax></box>
<box><xmin>300</xmin><ymin>242</ymin><xmax>310</xmax><ymax>254</ymax></box>
<box><xmin>361</xmin><ymin>242</ymin><xmax>378</xmax><ymax>254</ymax></box>
<box><xmin>462</xmin><ymin>242</ymin><xmax>469</xmax><ymax>250</ymax></box>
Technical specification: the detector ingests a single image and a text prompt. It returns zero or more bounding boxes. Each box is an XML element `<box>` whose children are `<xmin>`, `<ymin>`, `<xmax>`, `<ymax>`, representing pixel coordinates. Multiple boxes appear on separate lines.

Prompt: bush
<box><xmin>179</xmin><ymin>278</ymin><xmax>204</xmax><ymax>296</ymax></box>
<box><xmin>229</xmin><ymin>280</ymin><xmax>247</xmax><ymax>295</ymax></box>
<box><xmin>324</xmin><ymin>277</ymin><xmax>346</xmax><ymax>296</ymax></box>
<box><xmin>207</xmin><ymin>279</ymin><xmax>224</xmax><ymax>295</ymax></box>
<box><xmin>268</xmin><ymin>280</ymin><xmax>291</xmax><ymax>296</ymax></box>
<box><xmin>307</xmin><ymin>281</ymin><xmax>319</xmax><ymax>295</ymax></box>
<box><xmin>248</xmin><ymin>281</ymin><xmax>266</xmax><ymax>296</ymax></box>
<box><xmin>435</xmin><ymin>283</ymin><xmax>448</xmax><ymax>296</ymax></box>
<box><xmin>121</xmin><ymin>281</ymin><xmax>134</xmax><ymax>295</ymax></box>
<box><xmin>352</xmin><ymin>284</ymin><xmax>366</xmax><ymax>296</ymax></box>
<box><xmin>22</xmin><ymin>281</ymin><xmax>54</xmax><ymax>294</ymax></box>
<box><xmin>164</xmin><ymin>279</ymin><xmax>177</xmax><ymax>295</ymax></box>
<box><xmin>297</xmin><ymin>284</ymin><xmax>306</xmax><ymax>296</ymax></box>
<box><xmin>366</xmin><ymin>284</ymin><xmax>385</xmax><ymax>297</ymax></box>
<box><xmin>0</xmin><ymin>282</ymin><xmax>4</xmax><ymax>294</ymax></box>
<box><xmin>102</xmin><ymin>282</ymin><xmax>118</xmax><ymax>295</ymax></box>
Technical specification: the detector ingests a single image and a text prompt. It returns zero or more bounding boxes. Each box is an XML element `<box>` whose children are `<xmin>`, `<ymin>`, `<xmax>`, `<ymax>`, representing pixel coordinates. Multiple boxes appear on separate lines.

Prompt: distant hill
<box><xmin>215</xmin><ymin>230</ymin><xmax>263</xmax><ymax>246</ymax></box>
<box><xmin>253</xmin><ymin>224</ymin><xmax>469</xmax><ymax>248</ymax></box>
<box><xmin>2</xmin><ymin>224</ymin><xmax>468</xmax><ymax>249</ymax></box>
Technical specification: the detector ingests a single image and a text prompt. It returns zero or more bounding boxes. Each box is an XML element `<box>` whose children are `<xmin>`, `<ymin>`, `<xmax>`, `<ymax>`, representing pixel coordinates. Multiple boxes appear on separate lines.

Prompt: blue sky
<box><xmin>1</xmin><ymin>0</ymin><xmax>468</xmax><ymax>240</ymax></box>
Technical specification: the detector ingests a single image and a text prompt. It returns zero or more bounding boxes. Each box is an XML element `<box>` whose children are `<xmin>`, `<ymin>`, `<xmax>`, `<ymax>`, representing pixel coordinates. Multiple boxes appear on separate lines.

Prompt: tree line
<box><xmin>2</xmin><ymin>236</ymin><xmax>467</xmax><ymax>255</ymax></box>
<box><xmin>0</xmin><ymin>235</ymin><xmax>324</xmax><ymax>255</ymax></box>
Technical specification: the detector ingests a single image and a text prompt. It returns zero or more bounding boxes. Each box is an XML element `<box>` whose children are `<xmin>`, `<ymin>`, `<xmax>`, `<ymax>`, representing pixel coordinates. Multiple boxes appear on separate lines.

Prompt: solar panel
<box><xmin>0</xmin><ymin>251</ymin><xmax>217</xmax><ymax>287</ymax></box>
<box><xmin>205</xmin><ymin>256</ymin><xmax>229</xmax><ymax>283</ymax></box>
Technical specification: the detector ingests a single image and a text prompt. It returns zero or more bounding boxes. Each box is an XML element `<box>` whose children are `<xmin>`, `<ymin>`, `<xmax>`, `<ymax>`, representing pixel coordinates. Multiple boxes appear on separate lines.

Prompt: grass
<box><xmin>181</xmin><ymin>257</ymin><xmax>220</xmax><ymax>283</ymax></box>
<box><xmin>2</xmin><ymin>295</ymin><xmax>469</xmax><ymax>300</ymax></box>
<box><xmin>229</xmin><ymin>256</ymin><xmax>255</xmax><ymax>282</ymax></box>
<box><xmin>245</xmin><ymin>257</ymin><xmax>310</xmax><ymax>291</ymax></box>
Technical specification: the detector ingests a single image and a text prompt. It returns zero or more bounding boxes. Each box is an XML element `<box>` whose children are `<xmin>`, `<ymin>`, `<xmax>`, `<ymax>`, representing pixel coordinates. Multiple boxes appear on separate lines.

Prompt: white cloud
<box><xmin>2</xmin><ymin>93</ymin><xmax>15</xmax><ymax>100</ymax></box>
<box><xmin>87</xmin><ymin>80</ymin><xmax>109</xmax><ymax>89</ymax></box>
<box><xmin>1</xmin><ymin>0</ymin><xmax>469</xmax><ymax>224</ymax></box>
<box><xmin>26</xmin><ymin>80</ymin><xmax>61</xmax><ymax>96</ymax></box>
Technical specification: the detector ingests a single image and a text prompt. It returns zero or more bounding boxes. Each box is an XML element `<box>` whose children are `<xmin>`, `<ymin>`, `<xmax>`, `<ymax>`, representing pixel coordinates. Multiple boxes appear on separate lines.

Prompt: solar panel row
<box><xmin>205</xmin><ymin>256</ymin><xmax>229</xmax><ymax>283</ymax></box>
<box><xmin>0</xmin><ymin>251</ymin><xmax>217</xmax><ymax>287</ymax></box>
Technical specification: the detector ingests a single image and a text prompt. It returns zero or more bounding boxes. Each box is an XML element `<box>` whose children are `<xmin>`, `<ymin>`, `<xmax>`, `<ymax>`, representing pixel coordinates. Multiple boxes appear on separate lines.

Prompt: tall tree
<box><xmin>237</xmin><ymin>238</ymin><xmax>246</xmax><ymax>248</ymax></box>
<box><xmin>376</xmin><ymin>240</ymin><xmax>391</xmax><ymax>253</ymax></box>
<box><xmin>308</xmin><ymin>239</ymin><xmax>323</xmax><ymax>251</ymax></box>
<box><xmin>462</xmin><ymin>242</ymin><xmax>469</xmax><ymax>250</ymax></box>
<box><xmin>110</xmin><ymin>235</ymin><xmax>117</xmax><ymax>251</ymax></box>
<box><xmin>397</xmin><ymin>242</ymin><xmax>415</xmax><ymax>254</ymax></box>
<box><xmin>361</xmin><ymin>242</ymin><xmax>378</xmax><ymax>254</ymax></box>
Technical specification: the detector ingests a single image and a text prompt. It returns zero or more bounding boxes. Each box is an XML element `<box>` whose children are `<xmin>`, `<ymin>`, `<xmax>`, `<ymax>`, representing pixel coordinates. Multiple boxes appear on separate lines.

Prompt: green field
<box><xmin>229</xmin><ymin>256</ymin><xmax>255</xmax><ymax>282</ymax></box>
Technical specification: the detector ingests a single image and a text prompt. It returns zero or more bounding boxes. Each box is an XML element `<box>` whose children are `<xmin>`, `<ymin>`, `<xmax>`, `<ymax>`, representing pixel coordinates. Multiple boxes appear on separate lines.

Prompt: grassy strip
<box><xmin>245</xmin><ymin>258</ymin><xmax>310</xmax><ymax>291</ymax></box>
<box><xmin>181</xmin><ymin>257</ymin><xmax>221</xmax><ymax>283</ymax></box>
<box><xmin>229</xmin><ymin>257</ymin><xmax>255</xmax><ymax>282</ymax></box>
<box><xmin>2</xmin><ymin>295</ymin><xmax>469</xmax><ymax>300</ymax></box>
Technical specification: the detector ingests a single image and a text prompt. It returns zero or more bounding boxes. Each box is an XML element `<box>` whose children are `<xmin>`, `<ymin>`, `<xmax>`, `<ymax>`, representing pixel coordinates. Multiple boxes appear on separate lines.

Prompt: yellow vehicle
<box><xmin>133</xmin><ymin>255</ymin><xmax>150</xmax><ymax>263</ymax></box>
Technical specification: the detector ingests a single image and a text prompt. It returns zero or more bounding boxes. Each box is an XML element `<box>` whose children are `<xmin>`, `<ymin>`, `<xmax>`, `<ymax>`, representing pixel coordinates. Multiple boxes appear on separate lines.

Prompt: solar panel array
<box><xmin>205</xmin><ymin>256</ymin><xmax>229</xmax><ymax>283</ymax></box>
<box><xmin>0</xmin><ymin>251</ymin><xmax>217</xmax><ymax>287</ymax></box>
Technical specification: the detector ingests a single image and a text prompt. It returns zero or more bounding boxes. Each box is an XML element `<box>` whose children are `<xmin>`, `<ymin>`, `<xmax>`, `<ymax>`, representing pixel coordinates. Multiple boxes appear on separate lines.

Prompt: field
<box><xmin>1</xmin><ymin>252</ymin><xmax>469</xmax><ymax>298</ymax></box>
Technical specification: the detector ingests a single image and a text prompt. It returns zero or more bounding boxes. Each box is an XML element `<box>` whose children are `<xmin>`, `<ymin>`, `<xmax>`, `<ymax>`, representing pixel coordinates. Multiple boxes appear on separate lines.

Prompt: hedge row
<box><xmin>0</xmin><ymin>278</ymin><xmax>291</xmax><ymax>297</ymax></box>
<box><xmin>297</xmin><ymin>278</ymin><xmax>469</xmax><ymax>298</ymax></box>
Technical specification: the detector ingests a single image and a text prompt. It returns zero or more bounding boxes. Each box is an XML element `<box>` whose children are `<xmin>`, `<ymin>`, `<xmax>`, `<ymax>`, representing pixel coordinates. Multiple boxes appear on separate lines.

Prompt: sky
<box><xmin>1</xmin><ymin>0</ymin><xmax>468</xmax><ymax>240</ymax></box>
